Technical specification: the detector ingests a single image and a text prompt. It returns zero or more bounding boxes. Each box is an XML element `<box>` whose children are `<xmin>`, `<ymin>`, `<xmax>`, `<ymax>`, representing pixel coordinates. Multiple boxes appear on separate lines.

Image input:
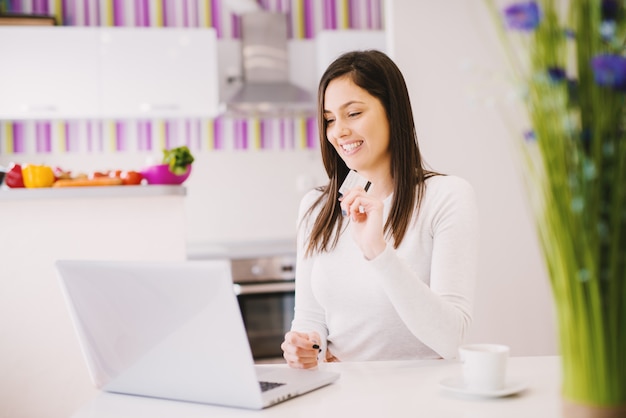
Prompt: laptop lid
<box><xmin>56</xmin><ymin>259</ymin><xmax>338</xmax><ymax>410</ymax></box>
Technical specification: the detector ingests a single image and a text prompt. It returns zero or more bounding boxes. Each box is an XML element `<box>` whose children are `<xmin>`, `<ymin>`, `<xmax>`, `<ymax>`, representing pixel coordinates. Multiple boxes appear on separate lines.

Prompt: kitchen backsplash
<box><xmin>0</xmin><ymin>0</ymin><xmax>384</xmax><ymax>157</ymax></box>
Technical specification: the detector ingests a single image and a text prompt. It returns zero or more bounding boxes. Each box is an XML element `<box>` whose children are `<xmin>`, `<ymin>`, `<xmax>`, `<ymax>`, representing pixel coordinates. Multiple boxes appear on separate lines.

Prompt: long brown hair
<box><xmin>304</xmin><ymin>50</ymin><xmax>438</xmax><ymax>256</ymax></box>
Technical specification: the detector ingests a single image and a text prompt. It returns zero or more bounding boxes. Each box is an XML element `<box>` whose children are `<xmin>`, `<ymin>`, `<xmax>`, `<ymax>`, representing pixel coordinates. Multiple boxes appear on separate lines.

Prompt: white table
<box><xmin>71</xmin><ymin>356</ymin><xmax>562</xmax><ymax>418</ymax></box>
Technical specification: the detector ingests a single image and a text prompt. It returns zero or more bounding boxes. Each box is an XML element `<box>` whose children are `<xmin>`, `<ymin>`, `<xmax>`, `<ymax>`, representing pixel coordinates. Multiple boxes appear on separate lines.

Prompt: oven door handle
<box><xmin>233</xmin><ymin>282</ymin><xmax>295</xmax><ymax>295</ymax></box>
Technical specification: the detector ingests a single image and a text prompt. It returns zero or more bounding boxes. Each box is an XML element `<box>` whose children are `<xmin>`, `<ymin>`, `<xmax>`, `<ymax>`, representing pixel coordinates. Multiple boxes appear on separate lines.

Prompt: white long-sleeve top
<box><xmin>291</xmin><ymin>175</ymin><xmax>479</xmax><ymax>361</ymax></box>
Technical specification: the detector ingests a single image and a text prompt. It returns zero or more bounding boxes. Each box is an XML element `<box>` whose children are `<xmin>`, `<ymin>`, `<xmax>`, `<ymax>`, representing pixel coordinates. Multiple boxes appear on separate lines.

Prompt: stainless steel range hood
<box><xmin>224</xmin><ymin>12</ymin><xmax>316</xmax><ymax>117</ymax></box>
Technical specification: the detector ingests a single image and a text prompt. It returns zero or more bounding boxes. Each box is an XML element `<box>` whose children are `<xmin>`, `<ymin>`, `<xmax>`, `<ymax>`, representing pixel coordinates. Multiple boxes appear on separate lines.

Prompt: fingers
<box><xmin>339</xmin><ymin>189</ymin><xmax>372</xmax><ymax>222</ymax></box>
<box><xmin>281</xmin><ymin>331</ymin><xmax>321</xmax><ymax>369</ymax></box>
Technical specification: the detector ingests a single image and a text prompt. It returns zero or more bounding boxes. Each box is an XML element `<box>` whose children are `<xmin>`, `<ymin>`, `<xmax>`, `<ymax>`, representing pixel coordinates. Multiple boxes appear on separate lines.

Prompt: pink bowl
<box><xmin>141</xmin><ymin>164</ymin><xmax>192</xmax><ymax>185</ymax></box>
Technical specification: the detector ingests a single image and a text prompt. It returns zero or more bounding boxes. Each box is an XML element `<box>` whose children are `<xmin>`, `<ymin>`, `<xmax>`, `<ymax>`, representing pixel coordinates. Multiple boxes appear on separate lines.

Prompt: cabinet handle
<box><xmin>233</xmin><ymin>282</ymin><xmax>295</xmax><ymax>295</ymax></box>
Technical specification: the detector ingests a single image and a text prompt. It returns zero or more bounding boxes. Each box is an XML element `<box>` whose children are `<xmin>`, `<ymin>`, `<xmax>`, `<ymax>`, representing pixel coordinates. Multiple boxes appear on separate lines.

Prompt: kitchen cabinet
<box><xmin>99</xmin><ymin>27</ymin><xmax>219</xmax><ymax>119</ymax></box>
<box><xmin>0</xmin><ymin>27</ymin><xmax>100</xmax><ymax>119</ymax></box>
<box><xmin>0</xmin><ymin>27</ymin><xmax>219</xmax><ymax>120</ymax></box>
<box><xmin>0</xmin><ymin>185</ymin><xmax>188</xmax><ymax>418</ymax></box>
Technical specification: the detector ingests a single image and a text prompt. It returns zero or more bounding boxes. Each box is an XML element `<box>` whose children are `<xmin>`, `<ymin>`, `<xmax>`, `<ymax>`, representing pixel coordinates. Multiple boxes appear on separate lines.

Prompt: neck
<box><xmin>359</xmin><ymin>170</ymin><xmax>394</xmax><ymax>200</ymax></box>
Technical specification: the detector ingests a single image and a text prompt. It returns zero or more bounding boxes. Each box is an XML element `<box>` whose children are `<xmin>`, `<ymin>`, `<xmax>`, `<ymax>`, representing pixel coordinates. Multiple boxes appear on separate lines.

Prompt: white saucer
<box><xmin>439</xmin><ymin>377</ymin><xmax>527</xmax><ymax>398</ymax></box>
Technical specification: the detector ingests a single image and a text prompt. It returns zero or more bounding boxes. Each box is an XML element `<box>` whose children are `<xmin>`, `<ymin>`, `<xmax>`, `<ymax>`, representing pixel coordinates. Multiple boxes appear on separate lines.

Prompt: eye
<box><xmin>325</xmin><ymin>117</ymin><xmax>335</xmax><ymax>125</ymax></box>
<box><xmin>348</xmin><ymin>111</ymin><xmax>361</xmax><ymax>118</ymax></box>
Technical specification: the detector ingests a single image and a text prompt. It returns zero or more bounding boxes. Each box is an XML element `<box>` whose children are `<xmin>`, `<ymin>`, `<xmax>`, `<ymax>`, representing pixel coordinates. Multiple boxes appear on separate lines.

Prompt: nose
<box><xmin>329</xmin><ymin>120</ymin><xmax>349</xmax><ymax>140</ymax></box>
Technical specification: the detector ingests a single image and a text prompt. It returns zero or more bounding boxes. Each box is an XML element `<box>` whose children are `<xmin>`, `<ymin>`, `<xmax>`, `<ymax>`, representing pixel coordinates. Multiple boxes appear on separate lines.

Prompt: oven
<box><xmin>230</xmin><ymin>254</ymin><xmax>296</xmax><ymax>362</ymax></box>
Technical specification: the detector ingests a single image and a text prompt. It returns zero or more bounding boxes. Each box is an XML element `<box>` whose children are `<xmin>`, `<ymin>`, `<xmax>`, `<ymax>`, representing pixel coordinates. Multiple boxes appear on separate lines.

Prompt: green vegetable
<box><xmin>162</xmin><ymin>146</ymin><xmax>194</xmax><ymax>175</ymax></box>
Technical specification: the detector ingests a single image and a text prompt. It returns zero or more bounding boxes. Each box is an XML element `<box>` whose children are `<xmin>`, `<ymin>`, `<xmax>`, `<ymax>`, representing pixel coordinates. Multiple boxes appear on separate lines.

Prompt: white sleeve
<box><xmin>368</xmin><ymin>177</ymin><xmax>479</xmax><ymax>359</ymax></box>
<box><xmin>290</xmin><ymin>191</ymin><xmax>329</xmax><ymax>348</ymax></box>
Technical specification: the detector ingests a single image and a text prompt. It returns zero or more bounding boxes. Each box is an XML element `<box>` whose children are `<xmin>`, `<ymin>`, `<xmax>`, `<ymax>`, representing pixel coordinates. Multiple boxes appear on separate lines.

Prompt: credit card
<box><xmin>339</xmin><ymin>170</ymin><xmax>372</xmax><ymax>197</ymax></box>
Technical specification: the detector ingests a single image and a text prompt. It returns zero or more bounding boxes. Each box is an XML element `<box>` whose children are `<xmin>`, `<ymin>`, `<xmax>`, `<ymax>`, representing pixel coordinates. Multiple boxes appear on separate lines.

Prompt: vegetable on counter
<box><xmin>22</xmin><ymin>164</ymin><xmax>55</xmax><ymax>188</ymax></box>
<box><xmin>162</xmin><ymin>146</ymin><xmax>194</xmax><ymax>175</ymax></box>
<box><xmin>52</xmin><ymin>177</ymin><xmax>123</xmax><ymax>187</ymax></box>
<box><xmin>5</xmin><ymin>163</ymin><xmax>25</xmax><ymax>188</ymax></box>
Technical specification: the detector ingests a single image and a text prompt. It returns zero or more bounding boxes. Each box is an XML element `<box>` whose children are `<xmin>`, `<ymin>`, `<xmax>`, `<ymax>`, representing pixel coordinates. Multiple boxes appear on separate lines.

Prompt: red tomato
<box><xmin>109</xmin><ymin>170</ymin><xmax>122</xmax><ymax>179</ymax></box>
<box><xmin>121</xmin><ymin>170</ymin><xmax>143</xmax><ymax>185</ymax></box>
<box><xmin>89</xmin><ymin>171</ymin><xmax>110</xmax><ymax>179</ymax></box>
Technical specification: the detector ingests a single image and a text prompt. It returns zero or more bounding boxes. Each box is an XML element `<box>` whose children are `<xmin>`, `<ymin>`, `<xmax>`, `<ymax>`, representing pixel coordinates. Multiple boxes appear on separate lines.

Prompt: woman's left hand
<box><xmin>339</xmin><ymin>188</ymin><xmax>386</xmax><ymax>260</ymax></box>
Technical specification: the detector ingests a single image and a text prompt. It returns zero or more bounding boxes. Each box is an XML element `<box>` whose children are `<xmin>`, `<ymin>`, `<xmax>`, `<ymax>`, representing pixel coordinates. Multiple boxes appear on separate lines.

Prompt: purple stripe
<box><xmin>162</xmin><ymin>0</ymin><xmax>169</xmax><ymax>27</ymax></box>
<box><xmin>306</xmin><ymin>117</ymin><xmax>316</xmax><ymax>148</ymax></box>
<box><xmin>191</xmin><ymin>0</ymin><xmax>199</xmax><ymax>27</ymax></box>
<box><xmin>116</xmin><ymin>122</ymin><xmax>125</xmax><ymax>151</ymax></box>
<box><xmin>33</xmin><ymin>0</ymin><xmax>48</xmax><ymax>14</ymax></box>
<box><xmin>165</xmin><ymin>120</ymin><xmax>171</xmax><ymax>149</ymax></box>
<box><xmin>114</xmin><ymin>0</ymin><xmax>124</xmax><ymax>26</ymax></box>
<box><xmin>142</xmin><ymin>0</ymin><xmax>150</xmax><ymax>26</ymax></box>
<box><xmin>134</xmin><ymin>0</ymin><xmax>142</xmax><ymax>26</ymax></box>
<box><xmin>304</xmin><ymin>0</ymin><xmax>314</xmax><ymax>38</ymax></box>
<box><xmin>210</xmin><ymin>0</ymin><xmax>221</xmax><ymax>36</ymax></box>
<box><xmin>372</xmin><ymin>0</ymin><xmax>384</xmax><ymax>30</ymax></box>
<box><xmin>182</xmin><ymin>0</ymin><xmax>188</xmax><ymax>27</ymax></box>
<box><xmin>231</xmin><ymin>13</ymin><xmax>240</xmax><ymax>39</ymax></box>
<box><xmin>9</xmin><ymin>0</ymin><xmax>22</xmax><ymax>13</ymax></box>
<box><xmin>213</xmin><ymin>117</ymin><xmax>222</xmax><ymax>149</ymax></box>
<box><xmin>349</xmin><ymin>0</ymin><xmax>356</xmax><ymax>28</ymax></box>
<box><xmin>64</xmin><ymin>122</ymin><xmax>70</xmax><ymax>152</ymax></box>
<box><xmin>279</xmin><ymin>119</ymin><xmax>286</xmax><ymax>149</ymax></box>
<box><xmin>259</xmin><ymin>119</ymin><xmax>267</xmax><ymax>149</ymax></box>
<box><xmin>13</xmin><ymin>123</ymin><xmax>25</xmax><ymax>153</ymax></box>
<box><xmin>324</xmin><ymin>0</ymin><xmax>336</xmax><ymax>29</ymax></box>
<box><xmin>86</xmin><ymin>121</ymin><xmax>92</xmax><ymax>152</ymax></box>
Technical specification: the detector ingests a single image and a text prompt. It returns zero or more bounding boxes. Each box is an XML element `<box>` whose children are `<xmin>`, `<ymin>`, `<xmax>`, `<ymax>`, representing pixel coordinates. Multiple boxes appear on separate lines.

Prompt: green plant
<box><xmin>486</xmin><ymin>0</ymin><xmax>626</xmax><ymax>408</ymax></box>
<box><xmin>162</xmin><ymin>146</ymin><xmax>194</xmax><ymax>175</ymax></box>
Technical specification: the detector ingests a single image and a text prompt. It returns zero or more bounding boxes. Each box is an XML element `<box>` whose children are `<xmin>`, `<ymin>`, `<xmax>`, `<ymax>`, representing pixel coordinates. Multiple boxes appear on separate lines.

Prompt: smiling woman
<box><xmin>280</xmin><ymin>50</ymin><xmax>480</xmax><ymax>369</ymax></box>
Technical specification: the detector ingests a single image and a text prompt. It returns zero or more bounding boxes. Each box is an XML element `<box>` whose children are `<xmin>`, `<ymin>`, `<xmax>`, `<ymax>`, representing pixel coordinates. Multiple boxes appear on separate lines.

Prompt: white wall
<box><xmin>386</xmin><ymin>0</ymin><xmax>557</xmax><ymax>356</ymax></box>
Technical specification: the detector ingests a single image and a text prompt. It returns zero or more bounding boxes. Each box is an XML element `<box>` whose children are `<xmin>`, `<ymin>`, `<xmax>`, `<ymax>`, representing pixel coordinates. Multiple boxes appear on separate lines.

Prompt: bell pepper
<box><xmin>22</xmin><ymin>164</ymin><xmax>56</xmax><ymax>188</ymax></box>
<box><xmin>4</xmin><ymin>163</ymin><xmax>25</xmax><ymax>188</ymax></box>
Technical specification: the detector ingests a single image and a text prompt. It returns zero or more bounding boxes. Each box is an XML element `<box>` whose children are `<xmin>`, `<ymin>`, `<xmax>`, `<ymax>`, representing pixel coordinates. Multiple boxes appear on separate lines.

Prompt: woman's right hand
<box><xmin>281</xmin><ymin>331</ymin><xmax>321</xmax><ymax>369</ymax></box>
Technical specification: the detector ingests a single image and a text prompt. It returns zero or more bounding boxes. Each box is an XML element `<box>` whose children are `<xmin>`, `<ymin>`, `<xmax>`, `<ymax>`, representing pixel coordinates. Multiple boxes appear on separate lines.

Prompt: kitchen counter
<box><xmin>70</xmin><ymin>356</ymin><xmax>563</xmax><ymax>418</ymax></box>
<box><xmin>0</xmin><ymin>185</ymin><xmax>189</xmax><ymax>418</ymax></box>
<box><xmin>0</xmin><ymin>184</ymin><xmax>186</xmax><ymax>200</ymax></box>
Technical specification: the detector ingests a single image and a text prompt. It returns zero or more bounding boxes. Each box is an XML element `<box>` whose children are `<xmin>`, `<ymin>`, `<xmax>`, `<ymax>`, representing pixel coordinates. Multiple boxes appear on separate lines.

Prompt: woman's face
<box><xmin>323</xmin><ymin>75</ymin><xmax>390</xmax><ymax>176</ymax></box>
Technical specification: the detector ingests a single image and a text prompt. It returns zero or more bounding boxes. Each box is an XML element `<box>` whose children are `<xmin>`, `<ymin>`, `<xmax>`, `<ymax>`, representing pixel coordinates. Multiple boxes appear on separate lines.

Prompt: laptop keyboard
<box><xmin>259</xmin><ymin>381</ymin><xmax>286</xmax><ymax>392</ymax></box>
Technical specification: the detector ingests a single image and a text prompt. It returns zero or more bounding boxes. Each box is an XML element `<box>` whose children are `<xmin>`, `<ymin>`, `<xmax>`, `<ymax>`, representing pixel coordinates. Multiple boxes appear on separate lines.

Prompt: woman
<box><xmin>281</xmin><ymin>50</ymin><xmax>479</xmax><ymax>369</ymax></box>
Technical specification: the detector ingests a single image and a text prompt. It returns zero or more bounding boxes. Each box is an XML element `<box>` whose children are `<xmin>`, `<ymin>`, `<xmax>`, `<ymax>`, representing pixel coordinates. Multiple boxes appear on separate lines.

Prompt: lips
<box><xmin>341</xmin><ymin>141</ymin><xmax>363</xmax><ymax>152</ymax></box>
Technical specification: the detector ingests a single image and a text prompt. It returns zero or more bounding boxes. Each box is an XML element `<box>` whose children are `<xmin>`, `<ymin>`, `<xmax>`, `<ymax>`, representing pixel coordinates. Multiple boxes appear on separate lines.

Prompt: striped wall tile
<box><xmin>1</xmin><ymin>0</ymin><xmax>383</xmax><ymax>156</ymax></box>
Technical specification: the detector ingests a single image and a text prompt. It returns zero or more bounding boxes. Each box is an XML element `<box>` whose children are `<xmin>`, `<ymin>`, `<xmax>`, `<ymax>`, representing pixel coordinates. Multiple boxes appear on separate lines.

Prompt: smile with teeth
<box><xmin>341</xmin><ymin>141</ymin><xmax>363</xmax><ymax>152</ymax></box>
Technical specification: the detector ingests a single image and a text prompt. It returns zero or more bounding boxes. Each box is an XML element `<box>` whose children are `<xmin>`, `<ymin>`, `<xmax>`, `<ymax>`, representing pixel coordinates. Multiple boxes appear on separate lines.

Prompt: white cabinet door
<box><xmin>0</xmin><ymin>27</ymin><xmax>100</xmax><ymax>120</ymax></box>
<box><xmin>99</xmin><ymin>27</ymin><xmax>219</xmax><ymax>119</ymax></box>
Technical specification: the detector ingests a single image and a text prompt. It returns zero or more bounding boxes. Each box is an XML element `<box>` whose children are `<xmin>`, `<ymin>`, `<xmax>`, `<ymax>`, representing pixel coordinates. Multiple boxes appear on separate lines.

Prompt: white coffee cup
<box><xmin>458</xmin><ymin>344</ymin><xmax>510</xmax><ymax>391</ymax></box>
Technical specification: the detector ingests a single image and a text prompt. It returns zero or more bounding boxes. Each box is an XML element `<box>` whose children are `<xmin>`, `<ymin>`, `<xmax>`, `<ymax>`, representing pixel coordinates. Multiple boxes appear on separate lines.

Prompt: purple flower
<box><xmin>602</xmin><ymin>0</ymin><xmax>619</xmax><ymax>21</ymax></box>
<box><xmin>503</xmin><ymin>2</ymin><xmax>541</xmax><ymax>31</ymax></box>
<box><xmin>591</xmin><ymin>54</ymin><xmax>626</xmax><ymax>91</ymax></box>
<box><xmin>547</xmin><ymin>67</ymin><xmax>566</xmax><ymax>83</ymax></box>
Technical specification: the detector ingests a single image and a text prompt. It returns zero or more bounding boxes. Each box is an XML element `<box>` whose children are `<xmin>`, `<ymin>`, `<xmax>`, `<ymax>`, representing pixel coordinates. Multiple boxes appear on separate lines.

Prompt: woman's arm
<box><xmin>369</xmin><ymin>176</ymin><xmax>479</xmax><ymax>359</ymax></box>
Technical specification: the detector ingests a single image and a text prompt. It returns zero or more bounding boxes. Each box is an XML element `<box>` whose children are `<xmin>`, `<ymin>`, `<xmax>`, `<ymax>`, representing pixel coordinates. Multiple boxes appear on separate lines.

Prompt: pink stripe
<box><xmin>10</xmin><ymin>1</ymin><xmax>22</xmax><ymax>13</ymax></box>
<box><xmin>324</xmin><ymin>0</ymin><xmax>336</xmax><ymax>29</ymax></box>
<box><xmin>13</xmin><ymin>123</ymin><xmax>25</xmax><ymax>153</ymax></box>
<box><xmin>214</xmin><ymin>117</ymin><xmax>223</xmax><ymax>149</ymax></box>
<box><xmin>231</xmin><ymin>13</ymin><xmax>240</xmax><ymax>39</ymax></box>
<box><xmin>116</xmin><ymin>122</ymin><xmax>125</xmax><ymax>151</ymax></box>
<box><xmin>304</xmin><ymin>0</ymin><xmax>314</xmax><ymax>38</ymax></box>
<box><xmin>259</xmin><ymin>119</ymin><xmax>267</xmax><ymax>149</ymax></box>
<box><xmin>306</xmin><ymin>117</ymin><xmax>317</xmax><ymax>148</ymax></box>
<box><xmin>279</xmin><ymin>119</ymin><xmax>286</xmax><ymax>149</ymax></box>
<box><xmin>211</xmin><ymin>0</ymin><xmax>221</xmax><ymax>37</ymax></box>
<box><xmin>182</xmin><ymin>0</ymin><xmax>188</xmax><ymax>27</ymax></box>
<box><xmin>86</xmin><ymin>121</ymin><xmax>93</xmax><ymax>152</ymax></box>
<box><xmin>113</xmin><ymin>0</ymin><xmax>123</xmax><ymax>26</ymax></box>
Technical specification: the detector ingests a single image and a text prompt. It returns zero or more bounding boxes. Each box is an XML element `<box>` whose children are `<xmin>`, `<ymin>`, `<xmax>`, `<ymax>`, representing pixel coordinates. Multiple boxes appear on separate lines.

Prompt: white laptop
<box><xmin>55</xmin><ymin>259</ymin><xmax>339</xmax><ymax>410</ymax></box>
